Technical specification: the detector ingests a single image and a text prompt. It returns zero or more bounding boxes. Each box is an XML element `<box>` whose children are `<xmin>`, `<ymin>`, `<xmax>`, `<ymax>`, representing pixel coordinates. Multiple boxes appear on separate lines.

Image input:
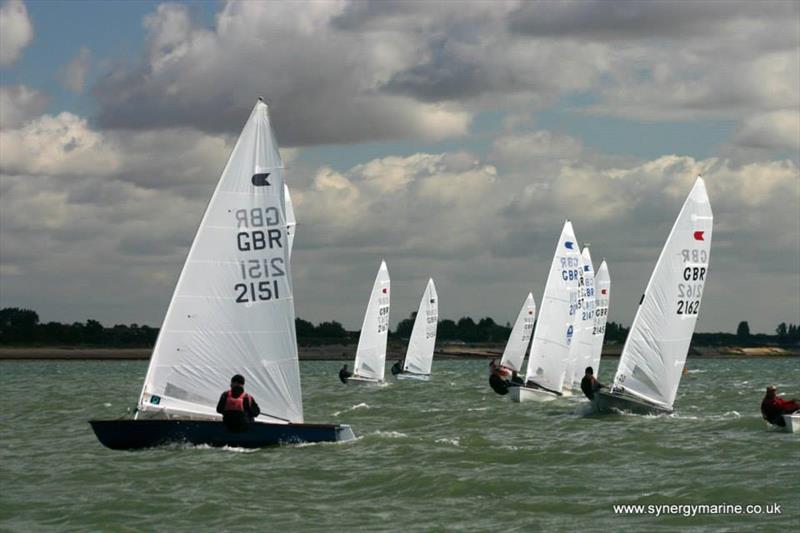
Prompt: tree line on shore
<box><xmin>1</xmin><ymin>307</ymin><xmax>798</xmax><ymax>348</ymax></box>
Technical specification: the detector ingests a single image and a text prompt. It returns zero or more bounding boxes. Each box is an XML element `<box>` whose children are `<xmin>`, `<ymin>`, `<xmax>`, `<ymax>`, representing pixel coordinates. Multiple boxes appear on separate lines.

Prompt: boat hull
<box><xmin>395</xmin><ymin>373</ymin><xmax>430</xmax><ymax>382</ymax></box>
<box><xmin>346</xmin><ymin>376</ymin><xmax>384</xmax><ymax>385</ymax></box>
<box><xmin>592</xmin><ymin>390</ymin><xmax>673</xmax><ymax>415</ymax></box>
<box><xmin>509</xmin><ymin>386</ymin><xmax>559</xmax><ymax>403</ymax></box>
<box><xmin>780</xmin><ymin>413</ymin><xmax>799</xmax><ymax>433</ymax></box>
<box><xmin>89</xmin><ymin>419</ymin><xmax>356</xmax><ymax>450</ymax></box>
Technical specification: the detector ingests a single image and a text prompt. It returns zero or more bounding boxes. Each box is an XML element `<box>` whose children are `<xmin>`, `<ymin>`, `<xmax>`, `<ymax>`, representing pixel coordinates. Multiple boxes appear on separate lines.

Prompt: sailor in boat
<box><xmin>489</xmin><ymin>372</ymin><xmax>509</xmax><ymax>395</ymax></box>
<box><xmin>338</xmin><ymin>364</ymin><xmax>352</xmax><ymax>384</ymax></box>
<box><xmin>391</xmin><ymin>359</ymin><xmax>403</xmax><ymax>376</ymax></box>
<box><xmin>509</xmin><ymin>371</ymin><xmax>524</xmax><ymax>387</ymax></box>
<box><xmin>216</xmin><ymin>374</ymin><xmax>261</xmax><ymax>432</ymax></box>
<box><xmin>760</xmin><ymin>385</ymin><xmax>800</xmax><ymax>428</ymax></box>
<box><xmin>580</xmin><ymin>366</ymin><xmax>605</xmax><ymax>400</ymax></box>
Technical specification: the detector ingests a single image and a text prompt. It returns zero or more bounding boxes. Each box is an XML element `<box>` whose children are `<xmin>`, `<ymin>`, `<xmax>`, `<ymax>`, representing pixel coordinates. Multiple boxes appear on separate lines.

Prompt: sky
<box><xmin>0</xmin><ymin>0</ymin><xmax>798</xmax><ymax>334</ymax></box>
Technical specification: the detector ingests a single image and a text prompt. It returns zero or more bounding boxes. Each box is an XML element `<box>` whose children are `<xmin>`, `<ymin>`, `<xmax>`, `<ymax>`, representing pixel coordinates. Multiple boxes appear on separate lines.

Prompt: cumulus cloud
<box><xmin>732</xmin><ymin>111</ymin><xmax>800</xmax><ymax>152</ymax></box>
<box><xmin>93</xmin><ymin>1</ymin><xmax>470</xmax><ymax>144</ymax></box>
<box><xmin>59</xmin><ymin>46</ymin><xmax>91</xmax><ymax>93</ymax></box>
<box><xmin>0</xmin><ymin>0</ymin><xmax>32</xmax><ymax>66</ymax></box>
<box><xmin>1</xmin><ymin>104</ymin><xmax>797</xmax><ymax>331</ymax></box>
<box><xmin>87</xmin><ymin>0</ymin><xmax>799</xmax><ymax>157</ymax></box>
<box><xmin>0</xmin><ymin>84</ymin><xmax>48</xmax><ymax>128</ymax></box>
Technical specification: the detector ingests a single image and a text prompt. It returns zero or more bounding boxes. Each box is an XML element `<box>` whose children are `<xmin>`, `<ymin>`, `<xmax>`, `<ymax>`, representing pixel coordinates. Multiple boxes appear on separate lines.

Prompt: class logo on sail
<box><xmin>565</xmin><ymin>241</ymin><xmax>574</xmax><ymax>250</ymax></box>
<box><xmin>252</xmin><ymin>173</ymin><xmax>271</xmax><ymax>187</ymax></box>
<box><xmin>566</xmin><ymin>325</ymin><xmax>574</xmax><ymax>345</ymax></box>
<box><xmin>693</xmin><ymin>231</ymin><xmax>704</xmax><ymax>241</ymax></box>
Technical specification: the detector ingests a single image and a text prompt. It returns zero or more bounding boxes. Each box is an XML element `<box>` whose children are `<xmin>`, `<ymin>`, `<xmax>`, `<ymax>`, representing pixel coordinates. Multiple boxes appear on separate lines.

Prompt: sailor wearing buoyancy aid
<box><xmin>216</xmin><ymin>374</ymin><xmax>261</xmax><ymax>431</ymax></box>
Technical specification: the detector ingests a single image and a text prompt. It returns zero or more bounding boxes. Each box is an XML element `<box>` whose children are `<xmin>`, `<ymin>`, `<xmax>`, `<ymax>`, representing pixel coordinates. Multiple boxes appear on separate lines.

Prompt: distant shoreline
<box><xmin>1</xmin><ymin>344</ymin><xmax>797</xmax><ymax>360</ymax></box>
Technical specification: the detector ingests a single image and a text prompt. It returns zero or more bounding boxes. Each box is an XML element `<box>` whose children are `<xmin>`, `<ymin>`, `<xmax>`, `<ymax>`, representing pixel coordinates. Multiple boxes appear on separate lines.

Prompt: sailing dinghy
<box><xmin>779</xmin><ymin>413</ymin><xmax>800</xmax><ymax>433</ymax></box>
<box><xmin>563</xmin><ymin>247</ymin><xmax>596</xmax><ymax>394</ymax></box>
<box><xmin>494</xmin><ymin>293</ymin><xmax>536</xmax><ymax>384</ymax></box>
<box><xmin>396</xmin><ymin>279</ymin><xmax>438</xmax><ymax>381</ymax></box>
<box><xmin>90</xmin><ymin>100</ymin><xmax>355</xmax><ymax>449</ymax></box>
<box><xmin>346</xmin><ymin>261</ymin><xmax>391</xmax><ymax>385</ymax></box>
<box><xmin>511</xmin><ymin>221</ymin><xmax>581</xmax><ymax>402</ymax></box>
<box><xmin>593</xmin><ymin>177</ymin><xmax>712</xmax><ymax>415</ymax></box>
<box><xmin>587</xmin><ymin>259</ymin><xmax>610</xmax><ymax>378</ymax></box>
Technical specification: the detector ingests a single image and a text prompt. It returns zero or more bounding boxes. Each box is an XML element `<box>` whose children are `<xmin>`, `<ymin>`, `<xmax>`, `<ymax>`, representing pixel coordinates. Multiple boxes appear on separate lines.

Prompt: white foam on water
<box><xmin>103</xmin><ymin>403</ymin><xmax>112</xmax><ymax>407</ymax></box>
<box><xmin>466</xmin><ymin>407</ymin><xmax>488</xmax><ymax>412</ymax></box>
<box><xmin>173</xmin><ymin>443</ymin><xmax>258</xmax><ymax>453</ymax></box>
<box><xmin>435</xmin><ymin>437</ymin><xmax>460</xmax><ymax>446</ymax></box>
<box><xmin>333</xmin><ymin>402</ymin><xmax>370</xmax><ymax>417</ymax></box>
<box><xmin>371</xmin><ymin>430</ymin><xmax>408</xmax><ymax>439</ymax></box>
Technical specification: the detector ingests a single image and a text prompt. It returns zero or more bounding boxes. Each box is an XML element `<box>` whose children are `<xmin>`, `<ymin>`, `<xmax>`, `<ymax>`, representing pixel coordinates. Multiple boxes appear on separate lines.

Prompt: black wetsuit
<box><xmin>339</xmin><ymin>368</ymin><xmax>352</xmax><ymax>384</ymax></box>
<box><xmin>510</xmin><ymin>374</ymin><xmax>524</xmax><ymax>386</ymax></box>
<box><xmin>580</xmin><ymin>375</ymin><xmax>604</xmax><ymax>400</ymax></box>
<box><xmin>489</xmin><ymin>373</ymin><xmax>510</xmax><ymax>395</ymax></box>
<box><xmin>391</xmin><ymin>362</ymin><xmax>403</xmax><ymax>376</ymax></box>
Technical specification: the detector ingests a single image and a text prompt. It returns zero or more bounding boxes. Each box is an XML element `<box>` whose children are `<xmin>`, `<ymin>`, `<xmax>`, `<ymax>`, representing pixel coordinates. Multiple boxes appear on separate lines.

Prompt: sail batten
<box><xmin>404</xmin><ymin>279</ymin><xmax>438</xmax><ymax>375</ymax></box>
<box><xmin>612</xmin><ymin>177</ymin><xmax>712</xmax><ymax>409</ymax></box>
<box><xmin>524</xmin><ymin>221</ymin><xmax>582</xmax><ymax>390</ymax></box>
<box><xmin>139</xmin><ymin>101</ymin><xmax>304</xmax><ymax>423</ymax></box>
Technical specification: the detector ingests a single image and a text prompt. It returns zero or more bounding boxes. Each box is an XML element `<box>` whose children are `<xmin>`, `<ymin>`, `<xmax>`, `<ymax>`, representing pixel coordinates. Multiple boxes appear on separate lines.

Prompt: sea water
<box><xmin>0</xmin><ymin>358</ymin><xmax>798</xmax><ymax>531</ymax></box>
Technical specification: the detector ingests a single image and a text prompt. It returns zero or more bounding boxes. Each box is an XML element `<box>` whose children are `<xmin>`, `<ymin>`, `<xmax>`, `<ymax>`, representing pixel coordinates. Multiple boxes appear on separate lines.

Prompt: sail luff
<box><xmin>403</xmin><ymin>279</ymin><xmax>438</xmax><ymax>375</ymax></box>
<box><xmin>524</xmin><ymin>221</ymin><xmax>582</xmax><ymax>390</ymax></box>
<box><xmin>612</xmin><ymin>177</ymin><xmax>712</xmax><ymax>409</ymax></box>
<box><xmin>499</xmin><ymin>293</ymin><xmax>536</xmax><ymax>373</ymax></box>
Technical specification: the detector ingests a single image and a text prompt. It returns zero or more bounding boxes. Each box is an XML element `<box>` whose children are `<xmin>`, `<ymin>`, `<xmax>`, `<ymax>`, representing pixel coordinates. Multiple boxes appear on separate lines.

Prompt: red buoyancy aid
<box><xmin>224</xmin><ymin>389</ymin><xmax>251</xmax><ymax>412</ymax></box>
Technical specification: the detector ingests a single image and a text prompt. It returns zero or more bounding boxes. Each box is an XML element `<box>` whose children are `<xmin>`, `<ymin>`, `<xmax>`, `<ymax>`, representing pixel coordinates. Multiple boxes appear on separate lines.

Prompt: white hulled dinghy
<box><xmin>90</xmin><ymin>100</ymin><xmax>355</xmax><ymax>449</ymax></box>
<box><xmin>395</xmin><ymin>279</ymin><xmax>438</xmax><ymax>381</ymax></box>
<box><xmin>489</xmin><ymin>293</ymin><xmax>535</xmax><ymax>394</ymax></box>
<box><xmin>346</xmin><ymin>261</ymin><xmax>391</xmax><ymax>385</ymax></box>
<box><xmin>780</xmin><ymin>413</ymin><xmax>800</xmax><ymax>433</ymax></box>
<box><xmin>593</xmin><ymin>177</ymin><xmax>712</xmax><ymax>415</ymax></box>
<box><xmin>511</xmin><ymin>221</ymin><xmax>581</xmax><ymax>402</ymax></box>
<box><xmin>563</xmin><ymin>247</ymin><xmax>596</xmax><ymax>395</ymax></box>
<box><xmin>588</xmin><ymin>260</ymin><xmax>610</xmax><ymax>377</ymax></box>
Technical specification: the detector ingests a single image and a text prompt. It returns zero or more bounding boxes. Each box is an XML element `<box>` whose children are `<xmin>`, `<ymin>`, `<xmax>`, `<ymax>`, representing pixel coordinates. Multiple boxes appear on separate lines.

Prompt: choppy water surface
<box><xmin>1</xmin><ymin>358</ymin><xmax>798</xmax><ymax>532</ymax></box>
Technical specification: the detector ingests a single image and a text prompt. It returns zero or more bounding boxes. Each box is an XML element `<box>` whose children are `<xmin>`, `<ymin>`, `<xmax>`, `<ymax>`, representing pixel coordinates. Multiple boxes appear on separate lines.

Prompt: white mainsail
<box><xmin>588</xmin><ymin>260</ymin><xmax>610</xmax><ymax>375</ymax></box>
<box><xmin>353</xmin><ymin>261</ymin><xmax>391</xmax><ymax>381</ymax></box>
<box><xmin>403</xmin><ymin>279</ymin><xmax>438</xmax><ymax>375</ymax></box>
<box><xmin>284</xmin><ymin>184</ymin><xmax>296</xmax><ymax>255</ymax></box>
<box><xmin>139</xmin><ymin>100</ymin><xmax>303</xmax><ymax>423</ymax></box>
<box><xmin>611</xmin><ymin>177</ymin><xmax>712</xmax><ymax>409</ymax></box>
<box><xmin>499</xmin><ymin>293</ymin><xmax>536</xmax><ymax>373</ymax></box>
<box><xmin>524</xmin><ymin>221</ymin><xmax>582</xmax><ymax>391</ymax></box>
<box><xmin>566</xmin><ymin>247</ymin><xmax>596</xmax><ymax>388</ymax></box>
